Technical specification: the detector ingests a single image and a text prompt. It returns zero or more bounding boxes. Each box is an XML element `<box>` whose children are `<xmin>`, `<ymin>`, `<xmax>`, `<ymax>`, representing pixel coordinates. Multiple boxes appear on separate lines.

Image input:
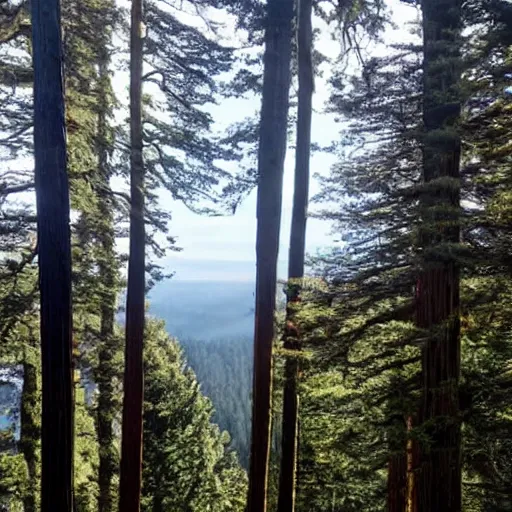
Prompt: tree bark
<box><xmin>96</xmin><ymin>54</ymin><xmax>118</xmax><ymax>512</ymax></box>
<box><xmin>276</xmin><ymin>0</ymin><xmax>313</xmax><ymax>509</ymax></box>
<box><xmin>387</xmin><ymin>451</ymin><xmax>407</xmax><ymax>512</ymax></box>
<box><xmin>118</xmin><ymin>0</ymin><xmax>145</xmax><ymax>509</ymax></box>
<box><xmin>406</xmin><ymin>417</ymin><xmax>417</xmax><ymax>512</ymax></box>
<box><xmin>387</xmin><ymin>415</ymin><xmax>416</xmax><ymax>512</ymax></box>
<box><xmin>247</xmin><ymin>0</ymin><xmax>293</xmax><ymax>509</ymax></box>
<box><xmin>415</xmin><ymin>1</ymin><xmax>462</xmax><ymax>510</ymax></box>
<box><xmin>20</xmin><ymin>342</ymin><xmax>39</xmax><ymax>512</ymax></box>
<box><xmin>31</xmin><ymin>0</ymin><xmax>75</xmax><ymax>508</ymax></box>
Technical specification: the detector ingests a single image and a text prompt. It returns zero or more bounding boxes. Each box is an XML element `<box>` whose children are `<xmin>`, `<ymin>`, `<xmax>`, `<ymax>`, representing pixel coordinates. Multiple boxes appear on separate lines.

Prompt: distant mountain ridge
<box><xmin>148</xmin><ymin>280</ymin><xmax>256</xmax><ymax>341</ymax></box>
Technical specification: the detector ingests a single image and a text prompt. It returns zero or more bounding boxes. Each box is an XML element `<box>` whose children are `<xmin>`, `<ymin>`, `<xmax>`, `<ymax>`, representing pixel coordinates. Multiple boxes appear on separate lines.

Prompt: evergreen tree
<box><xmin>31</xmin><ymin>0</ymin><xmax>74</xmax><ymax>508</ymax></box>
<box><xmin>142</xmin><ymin>319</ymin><xmax>247</xmax><ymax>512</ymax></box>
<box><xmin>248</xmin><ymin>0</ymin><xmax>294</xmax><ymax>510</ymax></box>
<box><xmin>415</xmin><ymin>1</ymin><xmax>463</xmax><ymax>509</ymax></box>
<box><xmin>182</xmin><ymin>337</ymin><xmax>253</xmax><ymax>467</ymax></box>
<box><xmin>119</xmin><ymin>0</ymin><xmax>145</xmax><ymax>509</ymax></box>
<box><xmin>290</xmin><ymin>2</ymin><xmax>512</xmax><ymax>510</ymax></box>
<box><xmin>3</xmin><ymin>1</ymin><xmax>512</xmax><ymax>511</ymax></box>
<box><xmin>277</xmin><ymin>0</ymin><xmax>313</xmax><ymax>508</ymax></box>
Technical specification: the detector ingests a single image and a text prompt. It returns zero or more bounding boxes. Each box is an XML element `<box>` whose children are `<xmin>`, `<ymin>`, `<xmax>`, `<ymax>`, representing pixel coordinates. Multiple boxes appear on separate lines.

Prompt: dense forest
<box><xmin>1</xmin><ymin>0</ymin><xmax>512</xmax><ymax>510</ymax></box>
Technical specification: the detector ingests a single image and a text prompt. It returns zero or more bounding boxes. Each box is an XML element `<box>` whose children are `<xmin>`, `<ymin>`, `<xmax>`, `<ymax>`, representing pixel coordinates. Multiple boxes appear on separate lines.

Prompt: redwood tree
<box><xmin>415</xmin><ymin>0</ymin><xmax>462</xmax><ymax>510</ymax></box>
<box><xmin>118</xmin><ymin>0</ymin><xmax>145</xmax><ymax>509</ymax></box>
<box><xmin>247</xmin><ymin>0</ymin><xmax>294</xmax><ymax>509</ymax></box>
<box><xmin>277</xmin><ymin>0</ymin><xmax>313</xmax><ymax>509</ymax></box>
<box><xmin>31</xmin><ymin>0</ymin><xmax>74</xmax><ymax>508</ymax></box>
<box><xmin>387</xmin><ymin>448</ymin><xmax>407</xmax><ymax>512</ymax></box>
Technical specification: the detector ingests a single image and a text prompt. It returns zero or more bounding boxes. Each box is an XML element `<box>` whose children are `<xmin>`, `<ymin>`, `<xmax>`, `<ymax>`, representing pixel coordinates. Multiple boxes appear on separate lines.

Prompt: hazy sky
<box><xmin>160</xmin><ymin>95</ymin><xmax>340</xmax><ymax>281</ymax></box>
<box><xmin>4</xmin><ymin>0</ymin><xmax>419</xmax><ymax>282</ymax></box>
<box><xmin>158</xmin><ymin>0</ymin><xmax>419</xmax><ymax>282</ymax></box>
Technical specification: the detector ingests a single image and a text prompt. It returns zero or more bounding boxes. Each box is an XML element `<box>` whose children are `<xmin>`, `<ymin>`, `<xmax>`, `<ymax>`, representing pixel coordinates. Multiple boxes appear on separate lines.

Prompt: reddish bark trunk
<box><xmin>415</xmin><ymin>1</ymin><xmax>462</xmax><ymax>510</ymax></box>
<box><xmin>406</xmin><ymin>417</ymin><xmax>417</xmax><ymax>512</ymax></box>
<box><xmin>388</xmin><ymin>451</ymin><xmax>407</xmax><ymax>512</ymax></box>
<box><xmin>118</xmin><ymin>0</ymin><xmax>145</xmax><ymax>510</ymax></box>
<box><xmin>416</xmin><ymin>267</ymin><xmax>461</xmax><ymax>511</ymax></box>
<box><xmin>247</xmin><ymin>0</ymin><xmax>293</xmax><ymax>509</ymax></box>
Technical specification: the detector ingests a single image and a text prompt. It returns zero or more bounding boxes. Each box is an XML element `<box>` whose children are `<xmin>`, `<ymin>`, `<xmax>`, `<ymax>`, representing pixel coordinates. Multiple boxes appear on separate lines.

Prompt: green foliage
<box><xmin>183</xmin><ymin>337</ymin><xmax>253</xmax><ymax>467</ymax></box>
<box><xmin>289</xmin><ymin>4</ymin><xmax>512</xmax><ymax>509</ymax></box>
<box><xmin>2</xmin><ymin>0</ymin><xmax>512</xmax><ymax>510</ymax></box>
<box><xmin>142</xmin><ymin>319</ymin><xmax>247</xmax><ymax>512</ymax></box>
<box><xmin>0</xmin><ymin>450</ymin><xmax>27</xmax><ymax>510</ymax></box>
<box><xmin>75</xmin><ymin>387</ymin><xmax>100</xmax><ymax>512</ymax></box>
<box><xmin>1</xmin><ymin>0</ymin><xmax>250</xmax><ymax>507</ymax></box>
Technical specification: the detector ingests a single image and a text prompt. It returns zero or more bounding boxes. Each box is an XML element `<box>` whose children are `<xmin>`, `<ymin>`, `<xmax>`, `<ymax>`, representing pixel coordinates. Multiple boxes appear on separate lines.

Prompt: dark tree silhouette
<box><xmin>277</xmin><ymin>0</ymin><xmax>313</xmax><ymax>509</ymax></box>
<box><xmin>247</xmin><ymin>0</ymin><xmax>294</xmax><ymax>509</ymax></box>
<box><xmin>118</xmin><ymin>0</ymin><xmax>145</xmax><ymax>510</ymax></box>
<box><xmin>31</xmin><ymin>0</ymin><xmax>74</xmax><ymax>508</ymax></box>
<box><xmin>415</xmin><ymin>0</ymin><xmax>462</xmax><ymax>510</ymax></box>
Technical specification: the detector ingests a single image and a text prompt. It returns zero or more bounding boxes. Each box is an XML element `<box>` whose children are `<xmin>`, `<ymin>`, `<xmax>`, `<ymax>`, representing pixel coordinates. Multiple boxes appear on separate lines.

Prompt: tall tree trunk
<box><xmin>387</xmin><ymin>451</ymin><xmax>407</xmax><ymax>512</ymax></box>
<box><xmin>415</xmin><ymin>1</ymin><xmax>462</xmax><ymax>510</ymax></box>
<box><xmin>118</xmin><ymin>0</ymin><xmax>145</xmax><ymax>509</ymax></box>
<box><xmin>387</xmin><ymin>415</ymin><xmax>415</xmax><ymax>511</ymax></box>
<box><xmin>247</xmin><ymin>0</ymin><xmax>293</xmax><ymax>509</ymax></box>
<box><xmin>276</xmin><ymin>0</ymin><xmax>313</xmax><ymax>509</ymax></box>
<box><xmin>405</xmin><ymin>417</ymin><xmax>416</xmax><ymax>512</ymax></box>
<box><xmin>20</xmin><ymin>340</ymin><xmax>39</xmax><ymax>512</ymax></box>
<box><xmin>386</xmin><ymin>399</ymin><xmax>408</xmax><ymax>512</ymax></box>
<box><xmin>96</xmin><ymin>54</ymin><xmax>118</xmax><ymax>512</ymax></box>
<box><xmin>31</xmin><ymin>0</ymin><xmax>74</xmax><ymax>508</ymax></box>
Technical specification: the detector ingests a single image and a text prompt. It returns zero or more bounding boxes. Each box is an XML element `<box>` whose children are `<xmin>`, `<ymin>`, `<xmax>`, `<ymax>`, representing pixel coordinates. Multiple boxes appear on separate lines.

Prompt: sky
<box><xmin>157</xmin><ymin>95</ymin><xmax>340</xmax><ymax>282</ymax></box>
<box><xmin>153</xmin><ymin>0</ymin><xmax>420</xmax><ymax>282</ymax></box>
<box><xmin>2</xmin><ymin>0</ymin><xmax>419</xmax><ymax>283</ymax></box>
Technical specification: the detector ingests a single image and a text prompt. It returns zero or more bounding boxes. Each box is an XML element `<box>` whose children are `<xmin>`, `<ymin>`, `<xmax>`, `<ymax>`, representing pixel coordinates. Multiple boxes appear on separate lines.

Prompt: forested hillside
<box><xmin>148</xmin><ymin>280</ymin><xmax>265</xmax><ymax>467</ymax></box>
<box><xmin>183</xmin><ymin>336</ymin><xmax>253</xmax><ymax>467</ymax></box>
<box><xmin>2</xmin><ymin>0</ymin><xmax>512</xmax><ymax>511</ymax></box>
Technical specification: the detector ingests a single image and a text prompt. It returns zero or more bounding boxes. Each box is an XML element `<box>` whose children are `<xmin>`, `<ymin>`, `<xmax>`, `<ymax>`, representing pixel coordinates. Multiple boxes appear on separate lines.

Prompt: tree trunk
<box><xmin>247</xmin><ymin>0</ymin><xmax>293</xmax><ymax>509</ymax></box>
<box><xmin>405</xmin><ymin>416</ymin><xmax>417</xmax><ymax>512</ymax></box>
<box><xmin>96</xmin><ymin>54</ymin><xmax>118</xmax><ymax>512</ymax></box>
<box><xmin>388</xmin><ymin>420</ymin><xmax>417</xmax><ymax>512</ymax></box>
<box><xmin>20</xmin><ymin>343</ymin><xmax>39</xmax><ymax>512</ymax></box>
<box><xmin>118</xmin><ymin>0</ymin><xmax>145</xmax><ymax>509</ymax></box>
<box><xmin>276</xmin><ymin>0</ymin><xmax>313</xmax><ymax>509</ymax></box>
<box><xmin>31</xmin><ymin>0</ymin><xmax>74</xmax><ymax>508</ymax></box>
<box><xmin>386</xmin><ymin>412</ymin><xmax>408</xmax><ymax>512</ymax></box>
<box><xmin>387</xmin><ymin>451</ymin><xmax>407</xmax><ymax>512</ymax></box>
<box><xmin>415</xmin><ymin>1</ymin><xmax>462</xmax><ymax>510</ymax></box>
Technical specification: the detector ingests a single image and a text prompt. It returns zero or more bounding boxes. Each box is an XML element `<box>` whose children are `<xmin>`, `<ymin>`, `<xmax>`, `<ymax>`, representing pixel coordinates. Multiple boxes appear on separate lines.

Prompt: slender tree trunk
<box><xmin>20</xmin><ymin>342</ymin><xmax>39</xmax><ymax>512</ymax></box>
<box><xmin>247</xmin><ymin>0</ymin><xmax>293</xmax><ymax>509</ymax></box>
<box><xmin>31</xmin><ymin>0</ymin><xmax>74</xmax><ymax>508</ymax></box>
<box><xmin>387</xmin><ymin>417</ymin><xmax>415</xmax><ymax>511</ymax></box>
<box><xmin>406</xmin><ymin>417</ymin><xmax>416</xmax><ymax>512</ymax></box>
<box><xmin>386</xmin><ymin>408</ymin><xmax>408</xmax><ymax>512</ymax></box>
<box><xmin>387</xmin><ymin>451</ymin><xmax>407</xmax><ymax>512</ymax></box>
<box><xmin>415</xmin><ymin>1</ymin><xmax>462</xmax><ymax>510</ymax></box>
<box><xmin>276</xmin><ymin>0</ymin><xmax>313</xmax><ymax>509</ymax></box>
<box><xmin>118</xmin><ymin>0</ymin><xmax>145</xmax><ymax>509</ymax></box>
<box><xmin>96</xmin><ymin>54</ymin><xmax>118</xmax><ymax>512</ymax></box>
